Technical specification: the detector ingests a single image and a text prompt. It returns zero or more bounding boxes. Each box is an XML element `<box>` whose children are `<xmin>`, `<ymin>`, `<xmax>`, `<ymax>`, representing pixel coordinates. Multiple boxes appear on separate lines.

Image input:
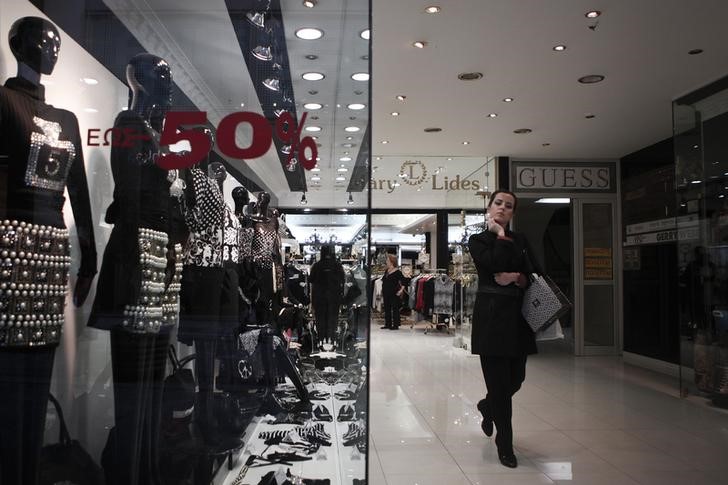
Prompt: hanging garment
<box><xmin>433</xmin><ymin>274</ymin><xmax>455</xmax><ymax>315</ymax></box>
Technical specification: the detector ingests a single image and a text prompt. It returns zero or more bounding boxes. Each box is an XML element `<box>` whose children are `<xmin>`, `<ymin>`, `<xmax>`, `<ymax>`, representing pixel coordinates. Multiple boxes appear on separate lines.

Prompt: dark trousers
<box><xmin>479</xmin><ymin>354</ymin><xmax>527</xmax><ymax>455</ymax></box>
<box><xmin>0</xmin><ymin>347</ymin><xmax>56</xmax><ymax>485</ymax></box>
<box><xmin>383</xmin><ymin>293</ymin><xmax>401</xmax><ymax>328</ymax></box>
<box><xmin>104</xmin><ymin>327</ymin><xmax>170</xmax><ymax>485</ymax></box>
<box><xmin>313</xmin><ymin>295</ymin><xmax>341</xmax><ymax>342</ymax></box>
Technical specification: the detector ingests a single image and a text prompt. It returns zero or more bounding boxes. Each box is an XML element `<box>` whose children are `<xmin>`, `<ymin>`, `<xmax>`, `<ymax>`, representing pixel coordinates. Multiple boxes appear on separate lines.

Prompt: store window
<box><xmin>674</xmin><ymin>77</ymin><xmax>728</xmax><ymax>407</ymax></box>
<box><xmin>0</xmin><ymin>1</ymin><xmax>370</xmax><ymax>484</ymax></box>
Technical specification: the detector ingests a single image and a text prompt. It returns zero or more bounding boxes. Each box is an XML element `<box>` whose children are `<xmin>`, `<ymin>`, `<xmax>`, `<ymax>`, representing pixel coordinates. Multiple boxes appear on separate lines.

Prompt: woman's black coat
<box><xmin>468</xmin><ymin>230</ymin><xmax>538</xmax><ymax>357</ymax></box>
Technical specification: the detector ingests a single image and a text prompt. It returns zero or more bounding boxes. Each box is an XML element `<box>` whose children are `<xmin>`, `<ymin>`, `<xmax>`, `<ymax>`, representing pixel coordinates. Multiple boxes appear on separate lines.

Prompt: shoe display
<box><xmin>337</xmin><ymin>404</ymin><xmax>355</xmax><ymax>421</ymax></box>
<box><xmin>477</xmin><ymin>398</ymin><xmax>493</xmax><ymax>437</ymax></box>
<box><xmin>312</xmin><ymin>404</ymin><xmax>333</xmax><ymax>422</ymax></box>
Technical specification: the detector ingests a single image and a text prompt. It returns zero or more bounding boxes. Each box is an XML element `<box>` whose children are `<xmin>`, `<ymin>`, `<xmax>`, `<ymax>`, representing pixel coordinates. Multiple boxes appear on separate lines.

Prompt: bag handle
<box><xmin>522</xmin><ymin>237</ymin><xmax>545</xmax><ymax>277</ymax></box>
<box><xmin>47</xmin><ymin>393</ymin><xmax>72</xmax><ymax>446</ymax></box>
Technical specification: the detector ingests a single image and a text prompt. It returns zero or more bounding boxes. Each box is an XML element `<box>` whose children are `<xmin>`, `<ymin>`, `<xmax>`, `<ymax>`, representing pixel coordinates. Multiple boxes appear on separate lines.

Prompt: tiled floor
<box><xmin>367</xmin><ymin>323</ymin><xmax>728</xmax><ymax>485</ymax></box>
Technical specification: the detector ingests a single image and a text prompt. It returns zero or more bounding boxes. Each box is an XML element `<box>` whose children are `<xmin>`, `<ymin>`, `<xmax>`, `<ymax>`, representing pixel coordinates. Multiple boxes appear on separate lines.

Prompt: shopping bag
<box><xmin>522</xmin><ymin>273</ymin><xmax>571</xmax><ymax>333</ymax></box>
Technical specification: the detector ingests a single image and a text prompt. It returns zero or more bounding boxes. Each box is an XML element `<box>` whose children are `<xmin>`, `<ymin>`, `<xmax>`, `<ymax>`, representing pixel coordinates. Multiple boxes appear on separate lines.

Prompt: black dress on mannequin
<box><xmin>233</xmin><ymin>185</ymin><xmax>256</xmax><ymax>322</ymax></box>
<box><xmin>0</xmin><ymin>17</ymin><xmax>97</xmax><ymax>485</ymax></box>
<box><xmin>88</xmin><ymin>53</ymin><xmax>183</xmax><ymax>485</ymax></box>
<box><xmin>309</xmin><ymin>245</ymin><xmax>345</xmax><ymax>343</ymax></box>
<box><xmin>178</xmin><ymin>161</ymin><xmax>240</xmax><ymax>446</ymax></box>
<box><xmin>250</xmin><ymin>192</ymin><xmax>282</xmax><ymax>324</ymax></box>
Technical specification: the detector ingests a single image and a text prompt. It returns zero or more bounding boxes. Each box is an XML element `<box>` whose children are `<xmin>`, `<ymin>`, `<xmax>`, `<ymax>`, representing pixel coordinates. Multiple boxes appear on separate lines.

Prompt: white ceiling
<box><xmin>372</xmin><ymin>0</ymin><xmax>728</xmax><ymax>160</ymax></box>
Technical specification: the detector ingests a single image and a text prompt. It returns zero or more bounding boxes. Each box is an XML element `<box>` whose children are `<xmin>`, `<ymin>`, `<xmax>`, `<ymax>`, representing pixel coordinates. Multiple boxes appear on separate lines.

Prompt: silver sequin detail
<box><xmin>25</xmin><ymin>117</ymin><xmax>76</xmax><ymax>192</ymax></box>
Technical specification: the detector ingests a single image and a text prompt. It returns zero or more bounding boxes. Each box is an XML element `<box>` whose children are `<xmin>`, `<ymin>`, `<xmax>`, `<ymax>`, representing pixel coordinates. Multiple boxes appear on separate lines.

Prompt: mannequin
<box><xmin>250</xmin><ymin>191</ymin><xmax>282</xmax><ymax>324</ymax></box>
<box><xmin>232</xmin><ymin>185</ymin><xmax>257</xmax><ymax>322</ymax></box>
<box><xmin>88</xmin><ymin>53</ymin><xmax>183</xmax><ymax>485</ymax></box>
<box><xmin>309</xmin><ymin>245</ymin><xmax>345</xmax><ymax>344</ymax></box>
<box><xmin>0</xmin><ymin>17</ymin><xmax>97</xmax><ymax>485</ymax></box>
<box><xmin>178</xmin><ymin>153</ymin><xmax>241</xmax><ymax>448</ymax></box>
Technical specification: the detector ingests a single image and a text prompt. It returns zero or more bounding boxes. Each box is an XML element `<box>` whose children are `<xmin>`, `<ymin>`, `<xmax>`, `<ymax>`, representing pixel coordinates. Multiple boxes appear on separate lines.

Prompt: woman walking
<box><xmin>381</xmin><ymin>254</ymin><xmax>407</xmax><ymax>330</ymax></box>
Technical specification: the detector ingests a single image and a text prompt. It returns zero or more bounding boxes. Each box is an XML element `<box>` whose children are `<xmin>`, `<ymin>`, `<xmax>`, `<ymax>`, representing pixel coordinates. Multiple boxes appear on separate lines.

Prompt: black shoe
<box><xmin>313</xmin><ymin>404</ymin><xmax>333</xmax><ymax>422</ymax></box>
<box><xmin>337</xmin><ymin>404</ymin><xmax>355</xmax><ymax>422</ymax></box>
<box><xmin>477</xmin><ymin>398</ymin><xmax>493</xmax><ymax>437</ymax></box>
<box><xmin>380</xmin><ymin>325</ymin><xmax>390</xmax><ymax>329</ymax></box>
<box><xmin>498</xmin><ymin>453</ymin><xmax>518</xmax><ymax>468</ymax></box>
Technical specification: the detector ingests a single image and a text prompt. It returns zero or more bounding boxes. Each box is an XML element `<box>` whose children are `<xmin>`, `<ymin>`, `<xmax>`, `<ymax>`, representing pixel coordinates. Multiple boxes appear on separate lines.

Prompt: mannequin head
<box><xmin>208</xmin><ymin>161</ymin><xmax>226</xmax><ymax>184</ymax></box>
<box><xmin>232</xmin><ymin>186</ymin><xmax>250</xmax><ymax>215</ymax></box>
<box><xmin>126</xmin><ymin>53</ymin><xmax>172</xmax><ymax>124</ymax></box>
<box><xmin>8</xmin><ymin>17</ymin><xmax>61</xmax><ymax>79</ymax></box>
<box><xmin>257</xmin><ymin>191</ymin><xmax>271</xmax><ymax>212</ymax></box>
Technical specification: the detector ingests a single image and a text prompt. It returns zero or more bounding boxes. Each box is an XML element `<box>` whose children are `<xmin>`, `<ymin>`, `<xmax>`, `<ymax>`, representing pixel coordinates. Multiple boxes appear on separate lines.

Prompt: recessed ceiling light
<box><xmin>578</xmin><ymin>74</ymin><xmax>605</xmax><ymax>84</ymax></box>
<box><xmin>376</xmin><ymin>157</ymin><xmax>382</xmax><ymax>160</ymax></box>
<box><xmin>303</xmin><ymin>102</ymin><xmax>322</xmax><ymax>110</ymax></box>
<box><xmin>84</xmin><ymin>108</ymin><xmax>98</xmax><ymax>113</ymax></box>
<box><xmin>462</xmin><ymin>141</ymin><xmax>470</xmax><ymax>145</ymax></box>
<box><xmin>342</xmin><ymin>143</ymin><xmax>355</xmax><ymax>148</ymax></box>
<box><xmin>348</xmin><ymin>103</ymin><xmax>366</xmax><ymax>110</ymax></box>
<box><xmin>302</xmin><ymin>72</ymin><xmax>325</xmax><ymax>81</ymax></box>
<box><xmin>513</xmin><ymin>128</ymin><xmax>532</xmax><ymax>134</ymax></box>
<box><xmin>487</xmin><ymin>113</ymin><xmax>498</xmax><ymax>118</ymax></box>
<box><xmin>81</xmin><ymin>77</ymin><xmax>98</xmax><ymax>85</ymax></box>
<box><xmin>305</xmin><ymin>126</ymin><xmax>322</xmax><ymax>132</ymax></box>
<box><xmin>303</xmin><ymin>0</ymin><xmax>317</xmax><ymax>8</ymax></box>
<box><xmin>338</xmin><ymin>167</ymin><xmax>349</xmax><ymax>172</ymax></box>
<box><xmin>351</xmin><ymin>72</ymin><xmax>369</xmax><ymax>81</ymax></box>
<box><xmin>311</xmin><ymin>136</ymin><xmax>318</xmax><ymax>140</ymax></box>
<box><xmin>311</xmin><ymin>167</ymin><xmax>321</xmax><ymax>172</ymax></box>
<box><xmin>688</xmin><ymin>48</ymin><xmax>704</xmax><ymax>55</ymax></box>
<box><xmin>391</xmin><ymin>112</ymin><xmax>399</xmax><ymax>116</ymax></box>
<box><xmin>424</xmin><ymin>127</ymin><xmax>442</xmax><ymax>133</ymax></box>
<box><xmin>340</xmin><ymin>157</ymin><xmax>352</xmax><ymax>162</ymax></box>
<box><xmin>447</xmin><ymin>157</ymin><xmax>452</xmax><ymax>161</ymax></box>
<box><xmin>345</xmin><ymin>126</ymin><xmax>360</xmax><ymax>132</ymax></box>
<box><xmin>425</xmin><ymin>6</ymin><xmax>441</xmax><ymax>13</ymax></box>
<box><xmin>240</xmin><ymin>102</ymin><xmax>245</xmax><ymax>107</ymax></box>
<box><xmin>381</xmin><ymin>140</ymin><xmax>389</xmax><ymax>144</ymax></box>
<box><xmin>346</xmin><ymin>136</ymin><xmax>353</xmax><ymax>140</ymax></box>
<box><xmin>457</xmin><ymin>72</ymin><xmax>483</xmax><ymax>81</ymax></box>
<box><xmin>396</xmin><ymin>95</ymin><xmax>406</xmax><ymax>101</ymax></box>
<box><xmin>585</xmin><ymin>10</ymin><xmax>601</xmax><ymax>18</ymax></box>
<box><xmin>311</xmin><ymin>175</ymin><xmax>321</xmax><ymax>181</ymax></box>
<box><xmin>336</xmin><ymin>175</ymin><xmax>346</xmax><ymax>181</ymax></box>
<box><xmin>295</xmin><ymin>28</ymin><xmax>324</xmax><ymax>40</ymax></box>
<box><xmin>553</xmin><ymin>45</ymin><xmax>566</xmax><ymax>52</ymax></box>
<box><xmin>361</xmin><ymin>55</ymin><xmax>369</xmax><ymax>60</ymax></box>
<box><xmin>360</xmin><ymin>29</ymin><xmax>370</xmax><ymax>40</ymax></box>
<box><xmin>413</xmin><ymin>41</ymin><xmax>427</xmax><ymax>48</ymax></box>
<box><xmin>305</xmin><ymin>54</ymin><xmax>318</xmax><ymax>60</ymax></box>
<box><xmin>503</xmin><ymin>97</ymin><xmax>514</xmax><ymax>102</ymax></box>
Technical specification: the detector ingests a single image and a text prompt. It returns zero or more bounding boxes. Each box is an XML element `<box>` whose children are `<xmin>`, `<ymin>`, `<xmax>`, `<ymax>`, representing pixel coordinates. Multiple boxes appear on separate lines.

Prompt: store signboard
<box><xmin>511</xmin><ymin>161</ymin><xmax>616</xmax><ymax>193</ymax></box>
<box><xmin>371</xmin><ymin>157</ymin><xmax>493</xmax><ymax>209</ymax></box>
<box><xmin>623</xmin><ymin>215</ymin><xmax>699</xmax><ymax>246</ymax></box>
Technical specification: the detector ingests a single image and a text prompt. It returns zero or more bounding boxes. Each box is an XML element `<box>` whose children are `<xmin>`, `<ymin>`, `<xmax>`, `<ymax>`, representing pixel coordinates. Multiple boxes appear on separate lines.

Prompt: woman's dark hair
<box><xmin>487</xmin><ymin>190</ymin><xmax>518</xmax><ymax>212</ymax></box>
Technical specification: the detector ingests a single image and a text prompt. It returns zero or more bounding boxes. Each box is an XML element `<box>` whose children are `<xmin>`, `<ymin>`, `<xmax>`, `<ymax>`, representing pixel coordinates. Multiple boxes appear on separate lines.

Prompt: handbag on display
<box><xmin>162</xmin><ymin>345</ymin><xmax>196</xmax><ymax>422</ymax></box>
<box><xmin>521</xmin><ymin>247</ymin><xmax>572</xmax><ymax>333</ymax></box>
<box><xmin>39</xmin><ymin>393</ymin><xmax>104</xmax><ymax>485</ymax></box>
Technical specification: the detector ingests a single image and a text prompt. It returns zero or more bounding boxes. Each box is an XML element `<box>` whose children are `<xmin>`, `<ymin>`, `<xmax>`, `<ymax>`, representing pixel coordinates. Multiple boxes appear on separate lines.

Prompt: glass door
<box><xmin>575</xmin><ymin>199</ymin><xmax>620</xmax><ymax>355</ymax></box>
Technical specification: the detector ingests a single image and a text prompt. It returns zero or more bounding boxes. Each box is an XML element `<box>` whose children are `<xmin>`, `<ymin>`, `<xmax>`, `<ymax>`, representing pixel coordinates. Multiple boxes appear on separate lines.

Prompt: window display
<box><xmin>1</xmin><ymin>1</ymin><xmax>370</xmax><ymax>484</ymax></box>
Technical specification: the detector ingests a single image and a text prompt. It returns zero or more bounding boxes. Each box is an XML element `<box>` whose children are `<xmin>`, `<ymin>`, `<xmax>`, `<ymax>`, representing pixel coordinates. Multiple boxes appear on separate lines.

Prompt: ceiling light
<box><xmin>396</xmin><ymin>95</ymin><xmax>406</xmax><ymax>101</ymax></box>
<box><xmin>347</xmin><ymin>193</ymin><xmax>354</xmax><ymax>205</ymax></box>
<box><xmin>262</xmin><ymin>78</ymin><xmax>280</xmax><ymax>91</ymax></box>
<box><xmin>305</xmin><ymin>126</ymin><xmax>321</xmax><ymax>132</ymax></box>
<box><xmin>311</xmin><ymin>167</ymin><xmax>321</xmax><ymax>172</ymax></box>
<box><xmin>691</xmin><ymin>180</ymin><xmax>702</xmax><ymax>184</ymax></box>
<box><xmin>240</xmin><ymin>102</ymin><xmax>245</xmax><ymax>107</ymax></box>
<box><xmin>487</xmin><ymin>113</ymin><xmax>497</xmax><ymax>118</ymax></box>
<box><xmin>375</xmin><ymin>157</ymin><xmax>382</xmax><ymax>160</ymax></box>
<box><xmin>303</xmin><ymin>0</ymin><xmax>317</xmax><ymax>7</ymax></box>
<box><xmin>81</xmin><ymin>77</ymin><xmax>98</xmax><ymax>85</ymax></box>
<box><xmin>281</xmin><ymin>145</ymin><xmax>291</xmax><ymax>154</ymax></box>
<box><xmin>553</xmin><ymin>45</ymin><xmax>566</xmax><ymax>52</ymax></box>
<box><xmin>688</xmin><ymin>49</ymin><xmax>704</xmax><ymax>55</ymax></box>
<box><xmin>302</xmin><ymin>72</ymin><xmax>325</xmax><ymax>81</ymax></box>
<box><xmin>84</xmin><ymin>108</ymin><xmax>98</xmax><ymax>113</ymax></box>
<box><xmin>342</xmin><ymin>143</ymin><xmax>355</xmax><ymax>148</ymax></box>
<box><xmin>303</xmin><ymin>207</ymin><xmax>312</xmax><ymax>212</ymax></box>
<box><xmin>345</xmin><ymin>126</ymin><xmax>360</xmax><ymax>132</ymax></box>
<box><xmin>311</xmin><ymin>175</ymin><xmax>321</xmax><ymax>181</ymax></box>
<box><xmin>338</xmin><ymin>168</ymin><xmax>349</xmax><ymax>172</ymax></box>
<box><xmin>585</xmin><ymin>10</ymin><xmax>601</xmax><ymax>18</ymax></box>
<box><xmin>360</xmin><ymin>29</ymin><xmax>370</xmax><ymax>40</ymax></box>
<box><xmin>346</xmin><ymin>136</ymin><xmax>353</xmax><ymax>140</ymax></box>
<box><xmin>351</xmin><ymin>72</ymin><xmax>369</xmax><ymax>81</ymax></box>
<box><xmin>514</xmin><ymin>128</ymin><xmax>532</xmax><ymax>134</ymax></box>
<box><xmin>381</xmin><ymin>140</ymin><xmax>389</xmax><ymax>144</ymax></box>
<box><xmin>300</xmin><ymin>193</ymin><xmax>308</xmax><ymax>205</ymax></box>
<box><xmin>251</xmin><ymin>45</ymin><xmax>273</xmax><ymax>61</ymax></box>
<box><xmin>457</xmin><ymin>72</ymin><xmax>483</xmax><ymax>81</ymax></box>
<box><xmin>447</xmin><ymin>157</ymin><xmax>452</xmax><ymax>161</ymax></box>
<box><xmin>578</xmin><ymin>74</ymin><xmax>605</xmax><ymax>84</ymax></box>
<box><xmin>348</xmin><ymin>103</ymin><xmax>366</xmax><ymax>110</ymax></box>
<box><xmin>503</xmin><ymin>97</ymin><xmax>513</xmax><ymax>102</ymax></box>
<box><xmin>305</xmin><ymin>54</ymin><xmax>318</xmax><ymax>60</ymax></box>
<box><xmin>535</xmin><ymin>198</ymin><xmax>570</xmax><ymax>204</ymax></box>
<box><xmin>391</xmin><ymin>112</ymin><xmax>399</xmax><ymax>116</ymax></box>
<box><xmin>340</xmin><ymin>157</ymin><xmax>352</xmax><ymax>162</ymax></box>
<box><xmin>304</xmin><ymin>102</ymin><xmax>322</xmax><ymax>110</ymax></box>
<box><xmin>246</xmin><ymin>11</ymin><xmax>266</xmax><ymax>29</ymax></box>
<box><xmin>425</xmin><ymin>6</ymin><xmax>441</xmax><ymax>13</ymax></box>
<box><xmin>413</xmin><ymin>41</ymin><xmax>427</xmax><ymax>48</ymax></box>
<box><xmin>462</xmin><ymin>141</ymin><xmax>470</xmax><ymax>145</ymax></box>
<box><xmin>295</xmin><ymin>28</ymin><xmax>324</xmax><ymax>40</ymax></box>
<box><xmin>336</xmin><ymin>176</ymin><xmax>346</xmax><ymax>181</ymax></box>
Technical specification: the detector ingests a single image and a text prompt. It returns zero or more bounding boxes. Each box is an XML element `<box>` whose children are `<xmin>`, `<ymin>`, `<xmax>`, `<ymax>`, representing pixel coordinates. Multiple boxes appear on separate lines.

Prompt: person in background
<box><xmin>381</xmin><ymin>254</ymin><xmax>407</xmax><ymax>330</ymax></box>
<box><xmin>468</xmin><ymin>190</ymin><xmax>537</xmax><ymax>469</ymax></box>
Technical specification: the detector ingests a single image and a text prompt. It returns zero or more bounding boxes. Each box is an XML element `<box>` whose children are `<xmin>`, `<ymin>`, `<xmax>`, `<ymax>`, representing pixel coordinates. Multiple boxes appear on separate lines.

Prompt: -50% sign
<box><xmin>155</xmin><ymin>110</ymin><xmax>317</xmax><ymax>171</ymax></box>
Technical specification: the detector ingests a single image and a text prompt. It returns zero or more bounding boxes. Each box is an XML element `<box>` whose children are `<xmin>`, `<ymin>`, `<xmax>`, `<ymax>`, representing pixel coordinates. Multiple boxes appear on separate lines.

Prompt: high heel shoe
<box><xmin>498</xmin><ymin>453</ymin><xmax>517</xmax><ymax>468</ymax></box>
<box><xmin>477</xmin><ymin>398</ymin><xmax>493</xmax><ymax>437</ymax></box>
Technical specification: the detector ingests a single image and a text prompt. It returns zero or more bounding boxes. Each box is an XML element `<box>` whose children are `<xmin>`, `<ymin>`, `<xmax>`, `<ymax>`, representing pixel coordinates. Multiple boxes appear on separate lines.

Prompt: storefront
<box><xmin>1</xmin><ymin>1</ymin><xmax>370</xmax><ymax>484</ymax></box>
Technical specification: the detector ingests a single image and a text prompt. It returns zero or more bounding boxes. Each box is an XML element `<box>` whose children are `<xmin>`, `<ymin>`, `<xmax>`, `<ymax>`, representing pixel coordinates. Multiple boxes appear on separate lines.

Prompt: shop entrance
<box><xmin>517</xmin><ymin>197</ymin><xmax>621</xmax><ymax>356</ymax></box>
